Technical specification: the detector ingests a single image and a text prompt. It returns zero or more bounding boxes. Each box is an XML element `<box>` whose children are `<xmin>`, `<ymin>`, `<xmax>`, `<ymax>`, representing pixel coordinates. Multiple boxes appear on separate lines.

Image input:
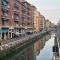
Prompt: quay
<box><xmin>0</xmin><ymin>31</ymin><xmax>50</xmax><ymax>58</ymax></box>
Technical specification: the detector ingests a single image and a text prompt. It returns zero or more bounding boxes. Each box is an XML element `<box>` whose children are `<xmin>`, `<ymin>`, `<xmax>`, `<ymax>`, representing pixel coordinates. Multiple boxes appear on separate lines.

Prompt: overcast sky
<box><xmin>26</xmin><ymin>0</ymin><xmax>60</xmax><ymax>24</ymax></box>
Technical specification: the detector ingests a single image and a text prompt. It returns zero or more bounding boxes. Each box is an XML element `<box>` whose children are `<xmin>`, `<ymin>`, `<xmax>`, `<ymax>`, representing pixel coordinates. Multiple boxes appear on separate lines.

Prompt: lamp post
<box><xmin>25</xmin><ymin>26</ymin><xmax>27</xmax><ymax>35</ymax></box>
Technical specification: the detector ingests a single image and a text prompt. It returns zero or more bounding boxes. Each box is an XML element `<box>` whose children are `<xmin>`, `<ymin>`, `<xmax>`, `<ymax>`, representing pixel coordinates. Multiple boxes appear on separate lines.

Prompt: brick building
<box><xmin>21</xmin><ymin>1</ymin><xmax>33</xmax><ymax>33</ymax></box>
<box><xmin>0</xmin><ymin>0</ymin><xmax>26</xmax><ymax>40</ymax></box>
<box><xmin>0</xmin><ymin>0</ymin><xmax>10</xmax><ymax>40</ymax></box>
<box><xmin>31</xmin><ymin>5</ymin><xmax>38</xmax><ymax>32</ymax></box>
<box><xmin>0</xmin><ymin>0</ymin><xmax>35</xmax><ymax>41</ymax></box>
<box><xmin>40</xmin><ymin>15</ymin><xmax>46</xmax><ymax>31</ymax></box>
<box><xmin>0</xmin><ymin>0</ymin><xmax>46</xmax><ymax>42</ymax></box>
<box><xmin>36</xmin><ymin>11</ymin><xmax>40</xmax><ymax>32</ymax></box>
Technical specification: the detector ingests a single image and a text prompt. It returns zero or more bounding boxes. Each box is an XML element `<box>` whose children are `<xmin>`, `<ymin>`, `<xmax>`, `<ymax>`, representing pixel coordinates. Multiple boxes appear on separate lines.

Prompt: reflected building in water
<box><xmin>34</xmin><ymin>33</ymin><xmax>51</xmax><ymax>57</ymax></box>
<box><xmin>1</xmin><ymin>43</ymin><xmax>35</xmax><ymax>60</ymax></box>
<box><xmin>34</xmin><ymin>40</ymin><xmax>43</xmax><ymax>56</ymax></box>
<box><xmin>14</xmin><ymin>45</ymin><xmax>34</xmax><ymax>60</ymax></box>
<box><xmin>1</xmin><ymin>34</ymin><xmax>51</xmax><ymax>60</ymax></box>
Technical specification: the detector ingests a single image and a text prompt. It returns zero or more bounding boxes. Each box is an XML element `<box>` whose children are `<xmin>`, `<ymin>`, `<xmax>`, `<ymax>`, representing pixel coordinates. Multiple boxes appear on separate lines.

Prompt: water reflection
<box><xmin>36</xmin><ymin>34</ymin><xmax>54</xmax><ymax>60</ymax></box>
<box><xmin>1</xmin><ymin>34</ymin><xmax>52</xmax><ymax>60</ymax></box>
<box><xmin>34</xmin><ymin>34</ymin><xmax>51</xmax><ymax>57</ymax></box>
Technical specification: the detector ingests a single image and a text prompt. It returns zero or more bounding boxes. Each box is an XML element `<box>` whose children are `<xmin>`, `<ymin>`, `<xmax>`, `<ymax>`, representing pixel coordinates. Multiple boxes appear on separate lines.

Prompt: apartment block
<box><xmin>0</xmin><ymin>0</ymin><xmax>46</xmax><ymax>42</ymax></box>
<box><xmin>0</xmin><ymin>0</ymin><xmax>35</xmax><ymax>41</ymax></box>
<box><xmin>31</xmin><ymin>6</ymin><xmax>43</xmax><ymax>32</ymax></box>
<box><xmin>31</xmin><ymin>5</ymin><xmax>40</xmax><ymax>32</ymax></box>
<box><xmin>0</xmin><ymin>0</ymin><xmax>26</xmax><ymax>40</ymax></box>
<box><xmin>31</xmin><ymin>5</ymin><xmax>37</xmax><ymax>32</ymax></box>
<box><xmin>40</xmin><ymin>15</ymin><xmax>46</xmax><ymax>31</ymax></box>
<box><xmin>21</xmin><ymin>1</ymin><xmax>33</xmax><ymax>33</ymax></box>
<box><xmin>0</xmin><ymin>0</ymin><xmax>10</xmax><ymax>40</ymax></box>
<box><xmin>36</xmin><ymin>11</ymin><xmax>40</xmax><ymax>32</ymax></box>
<box><xmin>46</xmin><ymin>20</ymin><xmax>51</xmax><ymax>31</ymax></box>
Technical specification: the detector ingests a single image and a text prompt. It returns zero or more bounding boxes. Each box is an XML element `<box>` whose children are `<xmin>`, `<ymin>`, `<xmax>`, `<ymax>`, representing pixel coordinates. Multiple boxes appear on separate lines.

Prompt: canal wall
<box><xmin>0</xmin><ymin>31</ymin><xmax>50</xmax><ymax>58</ymax></box>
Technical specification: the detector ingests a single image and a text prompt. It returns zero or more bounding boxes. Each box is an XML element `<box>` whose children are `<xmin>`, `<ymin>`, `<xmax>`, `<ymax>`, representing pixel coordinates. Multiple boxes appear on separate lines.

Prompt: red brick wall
<box><xmin>0</xmin><ymin>0</ymin><xmax>2</xmax><ymax>29</ymax></box>
<box><xmin>9</xmin><ymin>0</ymin><xmax>14</xmax><ymax>29</ymax></box>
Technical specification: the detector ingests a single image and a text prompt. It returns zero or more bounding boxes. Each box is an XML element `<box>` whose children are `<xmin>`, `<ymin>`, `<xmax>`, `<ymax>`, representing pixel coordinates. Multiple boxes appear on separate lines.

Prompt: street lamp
<box><xmin>25</xmin><ymin>26</ymin><xmax>27</xmax><ymax>35</ymax></box>
<box><xmin>25</xmin><ymin>26</ymin><xmax>27</xmax><ymax>30</ymax></box>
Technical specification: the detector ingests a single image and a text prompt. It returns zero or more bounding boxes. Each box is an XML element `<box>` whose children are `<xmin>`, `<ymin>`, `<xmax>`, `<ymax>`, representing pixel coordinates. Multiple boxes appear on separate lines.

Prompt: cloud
<box><xmin>26</xmin><ymin>0</ymin><xmax>60</xmax><ymax>24</ymax></box>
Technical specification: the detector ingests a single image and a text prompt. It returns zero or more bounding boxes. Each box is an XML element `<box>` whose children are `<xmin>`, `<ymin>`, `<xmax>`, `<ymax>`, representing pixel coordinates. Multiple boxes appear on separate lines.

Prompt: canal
<box><xmin>1</xmin><ymin>33</ymin><xmax>55</xmax><ymax>60</ymax></box>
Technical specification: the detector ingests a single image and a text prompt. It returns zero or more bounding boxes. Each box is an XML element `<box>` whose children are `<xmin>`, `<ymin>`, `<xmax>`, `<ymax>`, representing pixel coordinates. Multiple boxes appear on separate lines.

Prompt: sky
<box><xmin>26</xmin><ymin>0</ymin><xmax>60</xmax><ymax>25</ymax></box>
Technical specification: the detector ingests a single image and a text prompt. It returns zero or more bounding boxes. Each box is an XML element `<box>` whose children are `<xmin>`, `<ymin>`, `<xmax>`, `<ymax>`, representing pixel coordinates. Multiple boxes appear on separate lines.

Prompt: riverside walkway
<box><xmin>0</xmin><ymin>31</ymin><xmax>48</xmax><ymax>51</ymax></box>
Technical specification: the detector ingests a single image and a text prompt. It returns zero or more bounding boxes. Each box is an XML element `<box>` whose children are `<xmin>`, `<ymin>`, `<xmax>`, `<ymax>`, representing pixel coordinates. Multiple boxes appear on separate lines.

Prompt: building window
<box><xmin>2</xmin><ymin>0</ymin><xmax>9</xmax><ymax>14</ymax></box>
<box><xmin>2</xmin><ymin>0</ymin><xmax>9</xmax><ymax>7</ymax></box>
<box><xmin>27</xmin><ymin>23</ymin><xmax>30</xmax><ymax>25</ymax></box>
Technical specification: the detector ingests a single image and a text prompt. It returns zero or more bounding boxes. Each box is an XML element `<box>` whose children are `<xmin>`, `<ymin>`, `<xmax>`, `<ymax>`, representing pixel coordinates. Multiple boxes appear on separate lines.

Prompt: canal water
<box><xmin>1</xmin><ymin>34</ymin><xmax>55</xmax><ymax>60</ymax></box>
<box><xmin>36</xmin><ymin>34</ymin><xmax>54</xmax><ymax>60</ymax></box>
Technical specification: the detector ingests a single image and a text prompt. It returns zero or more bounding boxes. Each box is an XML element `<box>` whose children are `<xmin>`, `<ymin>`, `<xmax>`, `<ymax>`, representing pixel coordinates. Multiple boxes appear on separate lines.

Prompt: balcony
<box><xmin>14</xmin><ymin>15</ymin><xmax>19</xmax><ymax>22</ymax></box>
<box><xmin>22</xmin><ymin>13</ymin><xmax>27</xmax><ymax>17</ymax></box>
<box><xmin>3</xmin><ymin>13</ymin><xmax>8</xmax><ymax>17</ymax></box>
<box><xmin>2</xmin><ymin>0</ymin><xmax>9</xmax><ymax>6</ymax></box>
<box><xmin>2</xmin><ymin>5</ymin><xmax>9</xmax><ymax>11</ymax></box>
<box><xmin>0</xmin><ymin>29</ymin><xmax>9</xmax><ymax>33</ymax></box>
<box><xmin>6</xmin><ymin>0</ymin><xmax>9</xmax><ymax>3</ymax></box>
<box><xmin>27</xmin><ymin>26</ymin><xmax>33</xmax><ymax>29</ymax></box>
<box><xmin>2</xmin><ymin>0</ymin><xmax>9</xmax><ymax>12</ymax></box>
<box><xmin>2</xmin><ymin>24</ymin><xmax>9</xmax><ymax>28</ymax></box>
<box><xmin>2</xmin><ymin>17</ymin><xmax>9</xmax><ymax>21</ymax></box>
<box><xmin>14</xmin><ymin>11</ymin><xmax>19</xmax><ymax>16</ymax></box>
<box><xmin>14</xmin><ymin>18</ymin><xmax>19</xmax><ymax>22</ymax></box>
<box><xmin>15</xmin><ymin>0</ymin><xmax>20</xmax><ymax>4</ymax></box>
<box><xmin>15</xmin><ymin>3</ymin><xmax>19</xmax><ymax>7</ymax></box>
<box><xmin>14</xmin><ymin>19</ymin><xmax>19</xmax><ymax>22</ymax></box>
<box><xmin>14</xmin><ymin>24</ymin><xmax>25</xmax><ymax>29</ymax></box>
<box><xmin>3</xmin><ymin>0</ymin><xmax>9</xmax><ymax>3</ymax></box>
<box><xmin>22</xmin><ymin>9</ymin><xmax>26</xmax><ymax>13</ymax></box>
<box><xmin>14</xmin><ymin>3</ymin><xmax>19</xmax><ymax>9</ymax></box>
<box><xmin>2</xmin><ymin>12</ymin><xmax>9</xmax><ymax>21</ymax></box>
<box><xmin>13</xmin><ymin>9</ymin><xmax>19</xmax><ymax>14</ymax></box>
<box><xmin>15</xmin><ymin>24</ymin><xmax>20</xmax><ymax>28</ymax></box>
